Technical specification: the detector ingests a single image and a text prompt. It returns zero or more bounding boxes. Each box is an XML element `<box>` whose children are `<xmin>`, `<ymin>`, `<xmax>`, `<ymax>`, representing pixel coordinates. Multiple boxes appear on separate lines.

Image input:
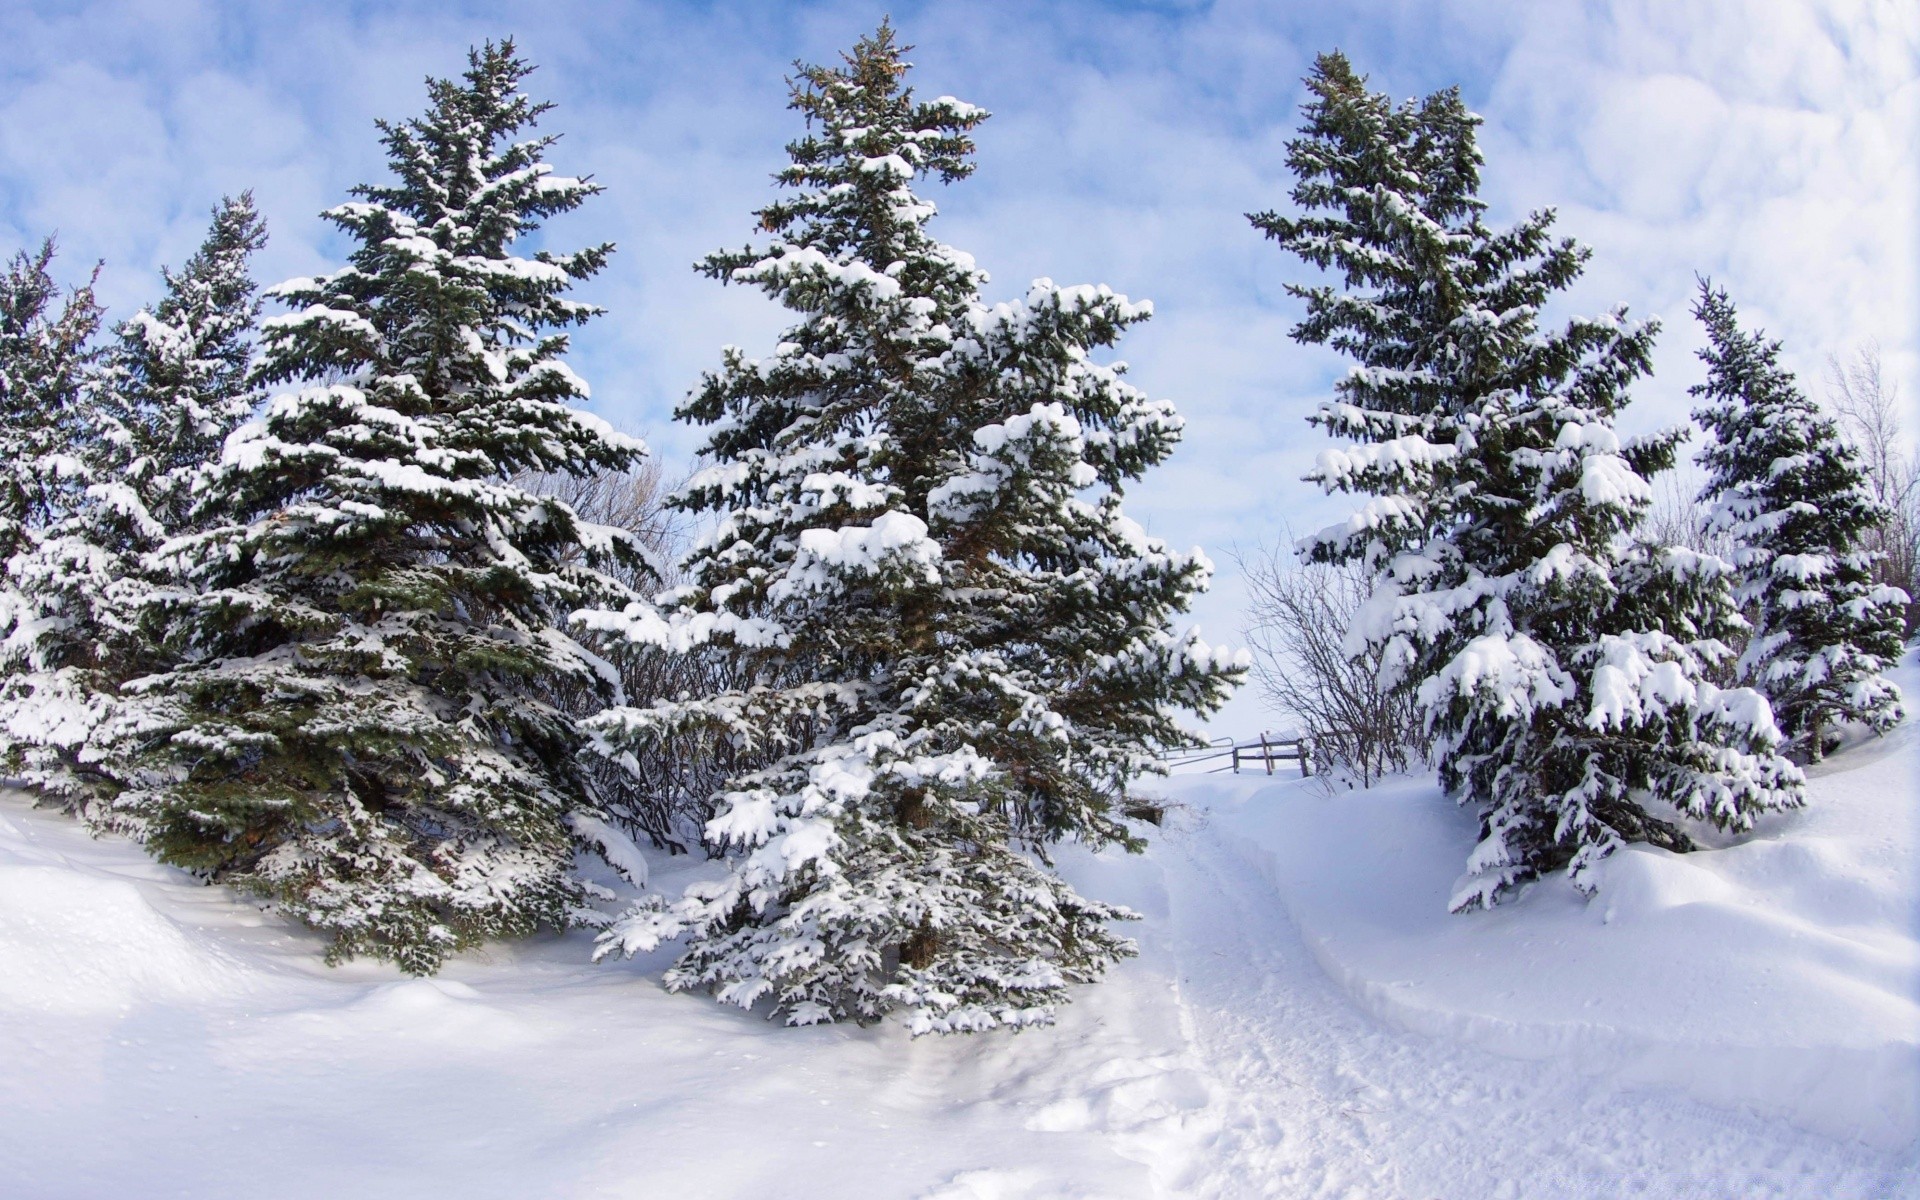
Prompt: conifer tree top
<box><xmin>1688</xmin><ymin>277</ymin><xmax>1890</xmax><ymax>557</ymax></box>
<box><xmin>702</xmin><ymin>22</ymin><xmax>985</xmax><ymax>290</ymax></box>
<box><xmin>113</xmin><ymin>193</ymin><xmax>267</xmax><ymax>488</ymax></box>
<box><xmin>145</xmin><ymin>193</ymin><xmax>267</xmax><ymax>347</ymax></box>
<box><xmin>0</xmin><ymin>241</ymin><xmax>102</xmax><ymax>548</ymax></box>
<box><xmin>1256</xmin><ymin>51</ymin><xmax>1486</xmax><ymax>290</ymax></box>
<box><xmin>257</xmin><ymin>40</ymin><xmax>617</xmax><ymax>435</ymax></box>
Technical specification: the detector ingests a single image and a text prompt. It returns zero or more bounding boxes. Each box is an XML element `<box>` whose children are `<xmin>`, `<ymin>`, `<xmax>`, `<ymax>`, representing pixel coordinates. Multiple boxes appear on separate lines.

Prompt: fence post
<box><xmin>1260</xmin><ymin>731</ymin><xmax>1273</xmax><ymax>776</ymax></box>
<box><xmin>1301</xmin><ymin>735</ymin><xmax>1313</xmax><ymax>778</ymax></box>
<box><xmin>1231</xmin><ymin>743</ymin><xmax>1240</xmax><ymax>774</ymax></box>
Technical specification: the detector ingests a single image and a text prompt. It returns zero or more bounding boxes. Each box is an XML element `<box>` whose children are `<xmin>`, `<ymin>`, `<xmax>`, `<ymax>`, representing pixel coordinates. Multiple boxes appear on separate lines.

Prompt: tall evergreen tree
<box><xmin>111</xmin><ymin>193</ymin><xmax>269</xmax><ymax>540</ymax></box>
<box><xmin>1691</xmin><ymin>281</ymin><xmax>1906</xmax><ymax>761</ymax></box>
<box><xmin>119</xmin><ymin>44</ymin><xmax>650</xmax><ymax>973</ymax></box>
<box><xmin>0</xmin><ymin>241</ymin><xmax>101</xmax><ymax>605</ymax></box>
<box><xmin>1255</xmin><ymin>53</ymin><xmax>1800</xmax><ymax>911</ymax></box>
<box><xmin>0</xmin><ymin>198</ymin><xmax>268</xmax><ymax>821</ymax></box>
<box><xmin>0</xmin><ymin>241</ymin><xmax>104</xmax><ymax>797</ymax></box>
<box><xmin>587</xmin><ymin>24</ymin><xmax>1238</xmax><ymax>1032</ymax></box>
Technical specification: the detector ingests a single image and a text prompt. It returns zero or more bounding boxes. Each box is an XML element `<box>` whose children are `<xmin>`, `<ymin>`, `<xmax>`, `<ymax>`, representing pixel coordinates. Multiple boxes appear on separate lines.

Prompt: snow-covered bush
<box><xmin>1254</xmin><ymin>52</ymin><xmax>1802</xmax><ymax>910</ymax></box>
<box><xmin>585</xmin><ymin>23</ymin><xmax>1240</xmax><ymax>1032</ymax></box>
<box><xmin>1240</xmin><ymin>540</ymin><xmax>1424</xmax><ymax>787</ymax></box>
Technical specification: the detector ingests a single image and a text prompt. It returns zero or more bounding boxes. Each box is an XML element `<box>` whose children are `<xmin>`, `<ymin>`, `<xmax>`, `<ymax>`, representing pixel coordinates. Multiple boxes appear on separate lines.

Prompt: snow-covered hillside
<box><xmin>3</xmin><ymin>682</ymin><xmax>1915</xmax><ymax>1198</ymax></box>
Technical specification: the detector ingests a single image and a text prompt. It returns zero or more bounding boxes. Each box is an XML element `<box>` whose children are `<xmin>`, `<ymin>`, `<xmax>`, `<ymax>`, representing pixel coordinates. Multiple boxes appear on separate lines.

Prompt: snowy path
<box><xmin>1141</xmin><ymin>807</ymin><xmax>1916</xmax><ymax>1199</ymax></box>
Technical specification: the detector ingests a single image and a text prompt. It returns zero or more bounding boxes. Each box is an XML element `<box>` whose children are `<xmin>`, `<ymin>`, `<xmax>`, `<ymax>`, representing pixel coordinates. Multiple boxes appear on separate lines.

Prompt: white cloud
<box><xmin>0</xmin><ymin>0</ymin><xmax>1907</xmax><ymax>737</ymax></box>
<box><xmin>1477</xmin><ymin>0</ymin><xmax>1919</xmax><ymax>433</ymax></box>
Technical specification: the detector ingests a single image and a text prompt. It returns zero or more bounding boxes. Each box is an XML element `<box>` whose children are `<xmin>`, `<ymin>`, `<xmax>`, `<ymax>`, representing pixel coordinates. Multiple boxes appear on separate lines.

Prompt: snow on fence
<box><xmin>1161</xmin><ymin>732</ymin><xmax>1315</xmax><ymax>777</ymax></box>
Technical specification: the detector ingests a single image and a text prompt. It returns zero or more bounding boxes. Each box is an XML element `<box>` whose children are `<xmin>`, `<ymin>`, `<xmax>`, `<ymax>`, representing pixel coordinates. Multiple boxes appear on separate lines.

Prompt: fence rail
<box><xmin>1160</xmin><ymin>732</ymin><xmax>1315</xmax><ymax>777</ymax></box>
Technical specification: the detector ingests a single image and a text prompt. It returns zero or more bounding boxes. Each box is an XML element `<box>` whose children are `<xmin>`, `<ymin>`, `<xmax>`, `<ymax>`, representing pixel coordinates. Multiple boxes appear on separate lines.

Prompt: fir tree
<box><xmin>0</xmin><ymin>241</ymin><xmax>101</xmax><ymax>600</ymax></box>
<box><xmin>586</xmin><ymin>24</ymin><xmax>1238</xmax><ymax>1032</ymax></box>
<box><xmin>120</xmin><ymin>44</ymin><xmax>650</xmax><ymax>973</ymax></box>
<box><xmin>0</xmin><ymin>241</ymin><xmax>105</xmax><ymax>800</ymax></box>
<box><xmin>0</xmin><ymin>198</ymin><xmax>268</xmax><ymax>821</ymax></box>
<box><xmin>1255</xmin><ymin>53</ymin><xmax>1801</xmax><ymax>910</ymax></box>
<box><xmin>1691</xmin><ymin>281</ymin><xmax>1906</xmax><ymax>761</ymax></box>
<box><xmin>111</xmin><ymin>193</ymin><xmax>269</xmax><ymax>540</ymax></box>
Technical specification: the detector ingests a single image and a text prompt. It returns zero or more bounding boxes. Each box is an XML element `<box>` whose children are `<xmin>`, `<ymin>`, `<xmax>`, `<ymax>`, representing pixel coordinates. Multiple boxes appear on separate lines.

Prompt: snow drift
<box><xmin>1167</xmin><ymin>682</ymin><xmax>1919</xmax><ymax>1152</ymax></box>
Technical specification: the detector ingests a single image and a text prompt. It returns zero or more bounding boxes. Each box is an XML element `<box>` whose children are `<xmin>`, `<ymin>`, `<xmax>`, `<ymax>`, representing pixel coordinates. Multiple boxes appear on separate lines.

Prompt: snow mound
<box><xmin>0</xmin><ymin>808</ymin><xmax>256</xmax><ymax>1015</ymax></box>
<box><xmin>1167</xmin><ymin>696</ymin><xmax>1920</xmax><ymax>1151</ymax></box>
<box><xmin>0</xmin><ymin>795</ymin><xmax>1189</xmax><ymax>1199</ymax></box>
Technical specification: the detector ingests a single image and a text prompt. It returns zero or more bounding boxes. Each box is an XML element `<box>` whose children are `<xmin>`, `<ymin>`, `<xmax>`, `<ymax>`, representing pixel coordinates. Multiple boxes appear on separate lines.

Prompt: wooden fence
<box><xmin>1159</xmin><ymin>732</ymin><xmax>1315</xmax><ymax>777</ymax></box>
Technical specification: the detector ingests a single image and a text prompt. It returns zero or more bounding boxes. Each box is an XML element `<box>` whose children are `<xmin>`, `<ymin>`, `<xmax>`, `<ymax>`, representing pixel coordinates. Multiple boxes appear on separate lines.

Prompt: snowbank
<box><xmin>1167</xmin><ymin>682</ymin><xmax>1920</xmax><ymax>1152</ymax></box>
<box><xmin>3</xmin><ymin>678</ymin><xmax>1914</xmax><ymax>1195</ymax></box>
<box><xmin>0</xmin><ymin>796</ymin><xmax>1204</xmax><ymax>1199</ymax></box>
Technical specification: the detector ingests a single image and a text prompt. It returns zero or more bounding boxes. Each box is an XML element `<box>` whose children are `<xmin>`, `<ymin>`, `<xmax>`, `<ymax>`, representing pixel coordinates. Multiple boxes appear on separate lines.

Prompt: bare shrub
<box><xmin>1827</xmin><ymin>343</ymin><xmax>1920</xmax><ymax>637</ymax></box>
<box><xmin>520</xmin><ymin>462</ymin><xmax>741</xmax><ymax>854</ymax></box>
<box><xmin>1641</xmin><ymin>463</ymin><xmax>1737</xmax><ymax>562</ymax></box>
<box><xmin>1238</xmin><ymin>538</ymin><xmax>1425</xmax><ymax>787</ymax></box>
<box><xmin>517</xmin><ymin>458</ymin><xmax>684</xmax><ymax>590</ymax></box>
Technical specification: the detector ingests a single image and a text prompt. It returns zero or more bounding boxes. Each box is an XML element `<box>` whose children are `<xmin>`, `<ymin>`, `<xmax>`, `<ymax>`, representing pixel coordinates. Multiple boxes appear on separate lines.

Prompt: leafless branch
<box><xmin>1237</xmin><ymin>536</ymin><xmax>1426</xmax><ymax>788</ymax></box>
<box><xmin>518</xmin><ymin>462</ymin><xmax>741</xmax><ymax>853</ymax></box>
<box><xmin>1827</xmin><ymin>343</ymin><xmax>1919</xmax><ymax>637</ymax></box>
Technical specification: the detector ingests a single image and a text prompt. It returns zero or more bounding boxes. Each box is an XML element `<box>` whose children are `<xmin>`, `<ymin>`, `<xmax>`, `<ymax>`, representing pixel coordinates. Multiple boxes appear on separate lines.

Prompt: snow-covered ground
<box><xmin>3</xmin><ymin>681</ymin><xmax>1915</xmax><ymax>1197</ymax></box>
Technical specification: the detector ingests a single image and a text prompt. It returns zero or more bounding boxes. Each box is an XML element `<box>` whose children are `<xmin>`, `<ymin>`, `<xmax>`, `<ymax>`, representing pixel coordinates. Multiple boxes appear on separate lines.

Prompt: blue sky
<box><xmin>3</xmin><ymin>0</ymin><xmax>1914</xmax><ymax>734</ymax></box>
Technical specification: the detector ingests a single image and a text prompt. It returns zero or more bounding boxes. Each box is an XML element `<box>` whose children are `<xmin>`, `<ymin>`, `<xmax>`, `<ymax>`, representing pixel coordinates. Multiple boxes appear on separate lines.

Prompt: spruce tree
<box><xmin>1255</xmin><ymin>53</ymin><xmax>1801</xmax><ymax>910</ymax></box>
<box><xmin>1691</xmin><ymin>281</ymin><xmax>1906</xmax><ymax>761</ymax></box>
<box><xmin>120</xmin><ymin>44</ymin><xmax>650</xmax><ymax>973</ymax></box>
<box><xmin>0</xmin><ymin>241</ymin><xmax>104</xmax><ymax>797</ymax></box>
<box><xmin>587</xmin><ymin>24</ymin><xmax>1238</xmax><ymax>1032</ymax></box>
<box><xmin>0</xmin><ymin>241</ymin><xmax>101</xmax><ymax>604</ymax></box>
<box><xmin>111</xmin><ymin>193</ymin><xmax>269</xmax><ymax>541</ymax></box>
<box><xmin>0</xmin><ymin>198</ymin><xmax>268</xmax><ymax>822</ymax></box>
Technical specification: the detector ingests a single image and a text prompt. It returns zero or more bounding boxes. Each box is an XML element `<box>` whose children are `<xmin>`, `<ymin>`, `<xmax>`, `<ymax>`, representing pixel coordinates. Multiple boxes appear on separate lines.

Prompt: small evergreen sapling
<box><xmin>585</xmin><ymin>24</ymin><xmax>1238</xmax><ymax>1032</ymax></box>
<box><xmin>1691</xmin><ymin>281</ymin><xmax>1906</xmax><ymax>761</ymax></box>
<box><xmin>122</xmin><ymin>44</ymin><xmax>650</xmax><ymax>973</ymax></box>
<box><xmin>1256</xmin><ymin>53</ymin><xmax>1801</xmax><ymax>910</ymax></box>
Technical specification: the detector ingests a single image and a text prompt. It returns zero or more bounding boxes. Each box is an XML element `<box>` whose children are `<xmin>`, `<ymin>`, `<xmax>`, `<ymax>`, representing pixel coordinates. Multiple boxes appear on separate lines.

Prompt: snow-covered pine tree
<box><xmin>0</xmin><ymin>242</ymin><xmax>101</xmax><ymax>607</ymax></box>
<box><xmin>585</xmin><ymin>23</ymin><xmax>1238</xmax><ymax>1033</ymax></box>
<box><xmin>110</xmin><ymin>193</ymin><xmax>268</xmax><ymax>543</ymax></box>
<box><xmin>0</xmin><ymin>198</ymin><xmax>267</xmax><ymax>822</ymax></box>
<box><xmin>0</xmin><ymin>241</ymin><xmax>105</xmax><ymax>794</ymax></box>
<box><xmin>1254</xmin><ymin>52</ymin><xmax>1801</xmax><ymax>911</ymax></box>
<box><xmin>121</xmin><ymin>43</ymin><xmax>651</xmax><ymax>973</ymax></box>
<box><xmin>1691</xmin><ymin>281</ymin><xmax>1906</xmax><ymax>760</ymax></box>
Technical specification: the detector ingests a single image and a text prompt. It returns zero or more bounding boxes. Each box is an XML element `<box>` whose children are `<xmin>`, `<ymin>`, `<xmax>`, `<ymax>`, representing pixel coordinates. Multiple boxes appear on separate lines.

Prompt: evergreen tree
<box><xmin>0</xmin><ymin>241</ymin><xmax>104</xmax><ymax>798</ymax></box>
<box><xmin>0</xmin><ymin>241</ymin><xmax>101</xmax><ymax>603</ymax></box>
<box><xmin>1255</xmin><ymin>53</ymin><xmax>1801</xmax><ymax>911</ymax></box>
<box><xmin>111</xmin><ymin>193</ymin><xmax>269</xmax><ymax>541</ymax></box>
<box><xmin>1691</xmin><ymin>281</ymin><xmax>1906</xmax><ymax>760</ymax></box>
<box><xmin>120</xmin><ymin>44</ymin><xmax>650</xmax><ymax>973</ymax></box>
<box><xmin>0</xmin><ymin>198</ymin><xmax>267</xmax><ymax>821</ymax></box>
<box><xmin>587</xmin><ymin>24</ymin><xmax>1238</xmax><ymax>1032</ymax></box>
